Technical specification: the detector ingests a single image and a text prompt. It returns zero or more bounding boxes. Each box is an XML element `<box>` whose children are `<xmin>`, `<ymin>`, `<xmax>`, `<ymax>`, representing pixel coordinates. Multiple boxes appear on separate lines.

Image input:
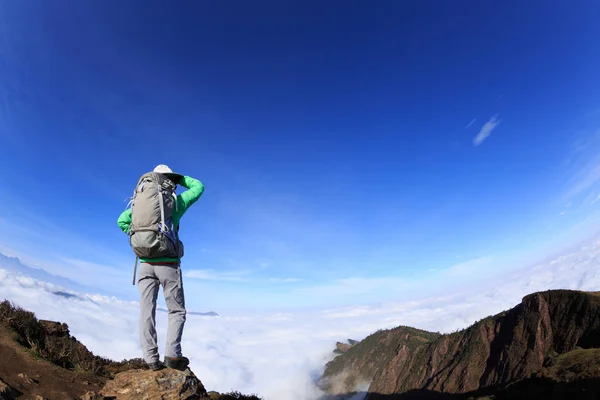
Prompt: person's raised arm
<box><xmin>177</xmin><ymin>176</ymin><xmax>204</xmax><ymax>214</ymax></box>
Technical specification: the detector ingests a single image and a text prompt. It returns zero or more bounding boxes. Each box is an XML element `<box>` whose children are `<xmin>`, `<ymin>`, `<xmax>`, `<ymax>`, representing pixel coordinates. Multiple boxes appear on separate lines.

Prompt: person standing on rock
<box><xmin>117</xmin><ymin>164</ymin><xmax>204</xmax><ymax>371</ymax></box>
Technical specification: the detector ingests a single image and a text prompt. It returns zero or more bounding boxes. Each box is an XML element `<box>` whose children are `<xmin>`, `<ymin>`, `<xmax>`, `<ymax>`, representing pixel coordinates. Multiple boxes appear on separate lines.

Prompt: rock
<box><xmin>0</xmin><ymin>377</ymin><xmax>19</xmax><ymax>400</ymax></box>
<box><xmin>333</xmin><ymin>339</ymin><xmax>359</xmax><ymax>355</ymax></box>
<box><xmin>34</xmin><ymin>396</ymin><xmax>47</xmax><ymax>400</ymax></box>
<box><xmin>38</xmin><ymin>320</ymin><xmax>70</xmax><ymax>337</ymax></box>
<box><xmin>100</xmin><ymin>368</ymin><xmax>208</xmax><ymax>400</ymax></box>
<box><xmin>334</xmin><ymin>342</ymin><xmax>352</xmax><ymax>354</ymax></box>
<box><xmin>79</xmin><ymin>391</ymin><xmax>99</xmax><ymax>400</ymax></box>
<box><xmin>17</xmin><ymin>373</ymin><xmax>36</xmax><ymax>385</ymax></box>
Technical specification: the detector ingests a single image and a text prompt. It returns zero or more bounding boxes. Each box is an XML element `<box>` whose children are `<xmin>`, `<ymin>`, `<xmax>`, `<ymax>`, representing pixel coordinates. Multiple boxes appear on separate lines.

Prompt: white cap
<box><xmin>153</xmin><ymin>164</ymin><xmax>173</xmax><ymax>174</ymax></box>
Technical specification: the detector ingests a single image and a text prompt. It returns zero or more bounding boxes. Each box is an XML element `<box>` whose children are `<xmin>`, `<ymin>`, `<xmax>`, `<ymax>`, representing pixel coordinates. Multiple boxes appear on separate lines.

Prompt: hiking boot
<box><xmin>148</xmin><ymin>361</ymin><xmax>165</xmax><ymax>371</ymax></box>
<box><xmin>164</xmin><ymin>356</ymin><xmax>189</xmax><ymax>371</ymax></box>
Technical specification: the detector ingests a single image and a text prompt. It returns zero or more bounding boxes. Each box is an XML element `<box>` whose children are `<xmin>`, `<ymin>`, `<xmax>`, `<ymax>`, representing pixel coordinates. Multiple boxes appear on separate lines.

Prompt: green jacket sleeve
<box><xmin>176</xmin><ymin>176</ymin><xmax>204</xmax><ymax>215</ymax></box>
<box><xmin>117</xmin><ymin>209</ymin><xmax>132</xmax><ymax>234</ymax></box>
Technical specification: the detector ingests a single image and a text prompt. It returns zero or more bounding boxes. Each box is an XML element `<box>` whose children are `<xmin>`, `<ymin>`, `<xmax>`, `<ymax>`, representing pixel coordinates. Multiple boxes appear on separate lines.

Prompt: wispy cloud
<box><xmin>292</xmin><ymin>276</ymin><xmax>412</xmax><ymax>301</ymax></box>
<box><xmin>268</xmin><ymin>277</ymin><xmax>304</xmax><ymax>283</ymax></box>
<box><xmin>185</xmin><ymin>268</ymin><xmax>253</xmax><ymax>282</ymax></box>
<box><xmin>465</xmin><ymin>118</ymin><xmax>476</xmax><ymax>129</ymax></box>
<box><xmin>184</xmin><ymin>268</ymin><xmax>302</xmax><ymax>285</ymax></box>
<box><xmin>442</xmin><ymin>256</ymin><xmax>493</xmax><ymax>276</ymax></box>
<box><xmin>473</xmin><ymin>115</ymin><xmax>500</xmax><ymax>146</ymax></box>
<box><xmin>0</xmin><ymin>193</ymin><xmax>130</xmax><ymax>273</ymax></box>
<box><xmin>563</xmin><ymin>131</ymin><xmax>600</xmax><ymax>201</ymax></box>
<box><xmin>565</xmin><ymin>165</ymin><xmax>600</xmax><ymax>201</ymax></box>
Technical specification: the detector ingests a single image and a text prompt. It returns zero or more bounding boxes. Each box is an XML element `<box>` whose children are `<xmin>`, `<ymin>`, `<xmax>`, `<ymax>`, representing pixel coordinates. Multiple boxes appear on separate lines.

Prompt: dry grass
<box><xmin>0</xmin><ymin>300</ymin><xmax>145</xmax><ymax>377</ymax></box>
<box><xmin>548</xmin><ymin>348</ymin><xmax>600</xmax><ymax>381</ymax></box>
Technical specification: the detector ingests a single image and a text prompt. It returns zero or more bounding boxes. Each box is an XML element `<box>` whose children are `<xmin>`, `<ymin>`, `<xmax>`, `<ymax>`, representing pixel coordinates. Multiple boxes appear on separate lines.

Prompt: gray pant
<box><xmin>138</xmin><ymin>262</ymin><xmax>186</xmax><ymax>364</ymax></box>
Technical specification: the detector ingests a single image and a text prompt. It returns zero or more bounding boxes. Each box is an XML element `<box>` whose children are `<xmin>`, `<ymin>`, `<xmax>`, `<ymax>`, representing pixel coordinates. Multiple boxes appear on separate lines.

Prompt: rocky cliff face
<box><xmin>94</xmin><ymin>368</ymin><xmax>208</xmax><ymax>400</ymax></box>
<box><xmin>322</xmin><ymin>290</ymin><xmax>600</xmax><ymax>398</ymax></box>
<box><xmin>322</xmin><ymin>327</ymin><xmax>440</xmax><ymax>394</ymax></box>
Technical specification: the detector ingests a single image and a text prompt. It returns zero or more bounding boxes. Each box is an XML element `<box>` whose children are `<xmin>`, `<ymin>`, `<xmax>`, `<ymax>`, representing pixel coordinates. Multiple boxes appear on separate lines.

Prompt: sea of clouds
<box><xmin>1</xmin><ymin>237</ymin><xmax>600</xmax><ymax>400</ymax></box>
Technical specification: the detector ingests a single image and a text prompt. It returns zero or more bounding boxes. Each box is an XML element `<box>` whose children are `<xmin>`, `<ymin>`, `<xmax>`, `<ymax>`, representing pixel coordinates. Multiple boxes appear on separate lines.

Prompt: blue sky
<box><xmin>1</xmin><ymin>0</ymin><xmax>600</xmax><ymax>312</ymax></box>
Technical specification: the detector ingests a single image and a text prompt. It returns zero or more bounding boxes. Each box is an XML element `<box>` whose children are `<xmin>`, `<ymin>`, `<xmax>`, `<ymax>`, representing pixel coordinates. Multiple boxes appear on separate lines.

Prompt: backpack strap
<box><xmin>132</xmin><ymin>256</ymin><xmax>139</xmax><ymax>286</ymax></box>
<box><xmin>157</xmin><ymin>182</ymin><xmax>167</xmax><ymax>233</ymax></box>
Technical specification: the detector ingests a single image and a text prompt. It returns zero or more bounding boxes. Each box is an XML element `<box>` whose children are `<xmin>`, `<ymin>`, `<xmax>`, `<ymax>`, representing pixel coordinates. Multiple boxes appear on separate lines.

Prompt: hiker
<box><xmin>117</xmin><ymin>165</ymin><xmax>204</xmax><ymax>371</ymax></box>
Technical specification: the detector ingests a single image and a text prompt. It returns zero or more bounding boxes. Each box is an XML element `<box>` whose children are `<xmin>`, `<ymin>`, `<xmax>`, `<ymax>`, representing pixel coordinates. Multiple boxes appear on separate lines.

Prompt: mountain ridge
<box><xmin>321</xmin><ymin>289</ymin><xmax>600</xmax><ymax>399</ymax></box>
<box><xmin>0</xmin><ymin>253</ymin><xmax>97</xmax><ymax>295</ymax></box>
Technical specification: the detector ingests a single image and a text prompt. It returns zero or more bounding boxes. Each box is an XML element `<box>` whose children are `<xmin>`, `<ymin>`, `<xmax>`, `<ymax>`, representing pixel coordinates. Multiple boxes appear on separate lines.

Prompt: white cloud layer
<box><xmin>473</xmin><ymin>115</ymin><xmax>500</xmax><ymax>146</ymax></box>
<box><xmin>1</xmin><ymin>236</ymin><xmax>600</xmax><ymax>400</ymax></box>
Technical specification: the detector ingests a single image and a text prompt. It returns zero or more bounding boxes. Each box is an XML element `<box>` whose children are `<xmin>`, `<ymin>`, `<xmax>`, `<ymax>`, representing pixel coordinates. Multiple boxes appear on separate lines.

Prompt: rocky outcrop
<box><xmin>98</xmin><ymin>368</ymin><xmax>208</xmax><ymax>400</ymax></box>
<box><xmin>38</xmin><ymin>321</ymin><xmax>70</xmax><ymax>337</ymax></box>
<box><xmin>80</xmin><ymin>392</ymin><xmax>99</xmax><ymax>400</ymax></box>
<box><xmin>334</xmin><ymin>340</ymin><xmax>357</xmax><ymax>355</ymax></box>
<box><xmin>322</xmin><ymin>327</ymin><xmax>440</xmax><ymax>394</ymax></box>
<box><xmin>322</xmin><ymin>290</ymin><xmax>600</xmax><ymax>398</ymax></box>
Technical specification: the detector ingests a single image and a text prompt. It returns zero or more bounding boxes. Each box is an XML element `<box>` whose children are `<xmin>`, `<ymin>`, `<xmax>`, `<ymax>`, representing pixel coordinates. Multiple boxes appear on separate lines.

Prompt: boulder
<box><xmin>17</xmin><ymin>373</ymin><xmax>36</xmax><ymax>385</ymax></box>
<box><xmin>79</xmin><ymin>391</ymin><xmax>99</xmax><ymax>400</ymax></box>
<box><xmin>334</xmin><ymin>342</ymin><xmax>352</xmax><ymax>354</ymax></box>
<box><xmin>100</xmin><ymin>368</ymin><xmax>208</xmax><ymax>400</ymax></box>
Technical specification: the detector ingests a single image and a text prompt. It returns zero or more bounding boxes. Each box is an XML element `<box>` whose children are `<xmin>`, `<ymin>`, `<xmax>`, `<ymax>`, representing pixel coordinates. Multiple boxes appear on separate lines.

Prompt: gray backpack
<box><xmin>127</xmin><ymin>172</ymin><xmax>184</xmax><ymax>262</ymax></box>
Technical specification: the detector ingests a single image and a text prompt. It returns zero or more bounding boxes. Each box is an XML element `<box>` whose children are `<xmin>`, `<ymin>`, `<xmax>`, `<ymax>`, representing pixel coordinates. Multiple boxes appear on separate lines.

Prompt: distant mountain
<box><xmin>188</xmin><ymin>311</ymin><xmax>219</xmax><ymax>317</ymax></box>
<box><xmin>321</xmin><ymin>290</ymin><xmax>600</xmax><ymax>399</ymax></box>
<box><xmin>157</xmin><ymin>307</ymin><xmax>219</xmax><ymax>317</ymax></box>
<box><xmin>52</xmin><ymin>291</ymin><xmax>79</xmax><ymax>300</ymax></box>
<box><xmin>0</xmin><ymin>252</ymin><xmax>96</xmax><ymax>294</ymax></box>
<box><xmin>47</xmin><ymin>295</ymin><xmax>220</xmax><ymax>317</ymax></box>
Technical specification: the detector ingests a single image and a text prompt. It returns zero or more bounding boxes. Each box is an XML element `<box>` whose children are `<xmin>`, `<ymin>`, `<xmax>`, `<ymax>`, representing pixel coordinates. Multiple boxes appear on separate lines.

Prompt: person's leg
<box><xmin>138</xmin><ymin>263</ymin><xmax>160</xmax><ymax>365</ymax></box>
<box><xmin>154</xmin><ymin>263</ymin><xmax>187</xmax><ymax>360</ymax></box>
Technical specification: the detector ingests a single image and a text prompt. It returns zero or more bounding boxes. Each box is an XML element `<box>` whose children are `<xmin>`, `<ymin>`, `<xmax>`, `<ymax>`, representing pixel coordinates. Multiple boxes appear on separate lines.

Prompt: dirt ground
<box><xmin>0</xmin><ymin>325</ymin><xmax>104</xmax><ymax>400</ymax></box>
